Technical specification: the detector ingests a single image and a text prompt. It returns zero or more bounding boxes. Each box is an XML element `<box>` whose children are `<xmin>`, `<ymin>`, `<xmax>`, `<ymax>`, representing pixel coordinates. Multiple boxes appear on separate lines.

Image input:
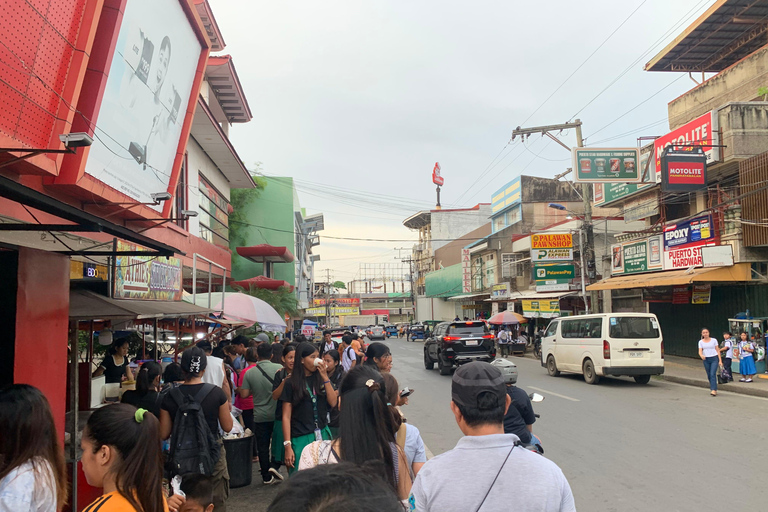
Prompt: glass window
<box><xmin>198</xmin><ymin>175</ymin><xmax>229</xmax><ymax>248</ymax></box>
<box><xmin>449</xmin><ymin>323</ymin><xmax>488</xmax><ymax>335</ymax></box>
<box><xmin>609</xmin><ymin>317</ymin><xmax>660</xmax><ymax>339</ymax></box>
<box><xmin>493</xmin><ymin>215</ymin><xmax>505</xmax><ymax>232</ymax></box>
<box><xmin>545</xmin><ymin>321</ymin><xmax>558</xmax><ymax>337</ymax></box>
<box><xmin>501</xmin><ymin>253</ymin><xmax>524</xmax><ymax>278</ymax></box>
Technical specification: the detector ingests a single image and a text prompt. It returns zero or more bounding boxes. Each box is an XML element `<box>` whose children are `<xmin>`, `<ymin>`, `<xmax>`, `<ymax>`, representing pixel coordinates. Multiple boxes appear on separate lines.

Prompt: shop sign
<box><xmin>612</xmin><ymin>235</ymin><xmax>663</xmax><ymax>275</ymax></box>
<box><xmin>622</xmin><ymin>240</ymin><xmax>648</xmax><ymax>274</ymax></box>
<box><xmin>648</xmin><ymin>235</ymin><xmax>663</xmax><ymax>269</ymax></box>
<box><xmin>531</xmin><ymin>247</ymin><xmax>574</xmax><ymax>262</ymax></box>
<box><xmin>491</xmin><ymin>283</ymin><xmax>510</xmax><ymax>298</ymax></box>
<box><xmin>534</xmin><ymin>263</ymin><xmax>575</xmax><ymax>281</ymax></box>
<box><xmin>531</xmin><ymin>233</ymin><xmax>572</xmax><ymax>249</ymax></box>
<box><xmin>701</xmin><ymin>245</ymin><xmax>734</xmax><ymax>268</ymax></box>
<box><xmin>692</xmin><ymin>284</ymin><xmax>711</xmax><ymax>304</ymax></box>
<box><xmin>432</xmin><ymin>162</ymin><xmax>444</xmax><ymax>186</ymax></box>
<box><xmin>462</xmin><ymin>249</ymin><xmax>471</xmax><ymax>293</ymax></box>
<box><xmin>593</xmin><ymin>149</ymin><xmax>656</xmax><ymax>206</ymax></box>
<box><xmin>301</xmin><ymin>325</ymin><xmax>316</xmax><ymax>336</ymax></box>
<box><xmin>114</xmin><ymin>242</ymin><xmax>182</xmax><ymax>300</ymax></box>
<box><xmin>305</xmin><ymin>306</ymin><xmax>360</xmax><ymax>317</ymax></box>
<box><xmin>661</xmin><ymin>147</ymin><xmax>707</xmax><ymax>192</ymax></box>
<box><xmin>663</xmin><ymin>214</ymin><xmax>714</xmax><ymax>250</ymax></box>
<box><xmin>313</xmin><ymin>298</ymin><xmax>360</xmax><ymax>306</ymax></box>
<box><xmin>663</xmin><ymin>243</ymin><xmax>713</xmax><ymax>270</ymax></box>
<box><xmin>573</xmin><ymin>148</ymin><xmax>642</xmax><ymax>183</ymax></box>
<box><xmin>653</xmin><ymin>111</ymin><xmax>720</xmax><ymax>176</ymax></box>
<box><xmin>672</xmin><ymin>286</ymin><xmax>691</xmax><ymax>305</ymax></box>
<box><xmin>70</xmin><ymin>260</ymin><xmax>108</xmax><ymax>281</ymax></box>
<box><xmin>642</xmin><ymin>287</ymin><xmax>672</xmax><ymax>303</ymax></box>
<box><xmin>522</xmin><ymin>299</ymin><xmax>561</xmax><ymax>318</ymax></box>
<box><xmin>536</xmin><ymin>283</ymin><xmax>570</xmax><ymax>292</ymax></box>
<box><xmin>610</xmin><ymin>244</ymin><xmax>624</xmax><ymax>274</ymax></box>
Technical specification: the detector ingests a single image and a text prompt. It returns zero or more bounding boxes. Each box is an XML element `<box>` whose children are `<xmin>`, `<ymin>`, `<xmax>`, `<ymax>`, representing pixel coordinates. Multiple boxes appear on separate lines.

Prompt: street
<box><xmin>232</xmin><ymin>335</ymin><xmax>768</xmax><ymax>511</ymax></box>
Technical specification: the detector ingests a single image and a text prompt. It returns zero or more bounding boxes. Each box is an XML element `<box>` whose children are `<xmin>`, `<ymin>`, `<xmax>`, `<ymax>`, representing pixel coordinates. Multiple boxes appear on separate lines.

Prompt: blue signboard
<box><xmin>663</xmin><ymin>214</ymin><xmax>714</xmax><ymax>250</ymax></box>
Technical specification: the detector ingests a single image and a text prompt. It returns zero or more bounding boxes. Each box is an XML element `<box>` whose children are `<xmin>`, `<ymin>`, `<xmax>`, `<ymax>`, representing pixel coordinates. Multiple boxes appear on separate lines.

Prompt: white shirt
<box><xmin>738</xmin><ymin>340</ymin><xmax>755</xmax><ymax>358</ymax></box>
<box><xmin>202</xmin><ymin>355</ymin><xmax>226</xmax><ymax>388</ymax></box>
<box><xmin>698</xmin><ymin>339</ymin><xmax>719</xmax><ymax>358</ymax></box>
<box><xmin>0</xmin><ymin>459</ymin><xmax>56</xmax><ymax>512</ymax></box>
<box><xmin>722</xmin><ymin>339</ymin><xmax>734</xmax><ymax>359</ymax></box>
<box><xmin>341</xmin><ymin>345</ymin><xmax>355</xmax><ymax>372</ymax></box>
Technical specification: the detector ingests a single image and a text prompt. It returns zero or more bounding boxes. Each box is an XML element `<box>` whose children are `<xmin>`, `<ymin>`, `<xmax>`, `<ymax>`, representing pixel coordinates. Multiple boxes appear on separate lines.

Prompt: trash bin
<box><xmin>223</xmin><ymin>435</ymin><xmax>253</xmax><ymax>488</ymax></box>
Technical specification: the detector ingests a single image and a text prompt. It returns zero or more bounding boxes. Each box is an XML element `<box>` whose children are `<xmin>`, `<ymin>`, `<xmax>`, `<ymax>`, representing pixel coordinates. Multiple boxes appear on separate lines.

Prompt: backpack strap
<box><xmin>396</xmin><ymin>423</ymin><xmax>407</xmax><ymax>450</ymax></box>
<box><xmin>193</xmin><ymin>383</ymin><xmax>217</xmax><ymax>404</ymax></box>
<box><xmin>256</xmin><ymin>364</ymin><xmax>276</xmax><ymax>386</ymax></box>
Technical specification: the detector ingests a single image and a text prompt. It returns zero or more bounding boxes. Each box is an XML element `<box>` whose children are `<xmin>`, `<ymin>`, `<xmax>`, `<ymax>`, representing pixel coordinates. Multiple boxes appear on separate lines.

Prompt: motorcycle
<box><xmin>532</xmin><ymin>334</ymin><xmax>542</xmax><ymax>360</ymax></box>
<box><xmin>518</xmin><ymin>392</ymin><xmax>545</xmax><ymax>455</ymax></box>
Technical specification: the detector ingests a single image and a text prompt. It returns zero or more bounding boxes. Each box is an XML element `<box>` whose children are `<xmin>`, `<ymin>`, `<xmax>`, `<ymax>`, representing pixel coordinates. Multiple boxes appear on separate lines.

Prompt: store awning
<box><xmin>236</xmin><ymin>244</ymin><xmax>295</xmax><ymax>263</ymax></box>
<box><xmin>586</xmin><ymin>263</ymin><xmax>752</xmax><ymax>291</ymax></box>
<box><xmin>70</xmin><ymin>290</ymin><xmax>214</xmax><ymax>320</ymax></box>
<box><xmin>448</xmin><ymin>292</ymin><xmax>490</xmax><ymax>301</ymax></box>
<box><xmin>230</xmin><ymin>275</ymin><xmax>294</xmax><ymax>292</ymax></box>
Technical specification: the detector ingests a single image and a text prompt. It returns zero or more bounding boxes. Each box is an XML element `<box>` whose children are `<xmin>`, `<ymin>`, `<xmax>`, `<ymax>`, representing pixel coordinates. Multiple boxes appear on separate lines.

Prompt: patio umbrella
<box><xmin>212</xmin><ymin>292</ymin><xmax>287</xmax><ymax>331</ymax></box>
<box><xmin>488</xmin><ymin>311</ymin><xmax>528</xmax><ymax>325</ymax></box>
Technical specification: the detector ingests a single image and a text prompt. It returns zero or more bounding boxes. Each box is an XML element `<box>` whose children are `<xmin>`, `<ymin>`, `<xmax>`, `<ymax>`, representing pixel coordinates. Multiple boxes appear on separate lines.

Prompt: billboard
<box><xmin>84</xmin><ymin>0</ymin><xmax>203</xmax><ymax>208</ymax></box>
<box><xmin>593</xmin><ymin>148</ymin><xmax>656</xmax><ymax>207</ymax></box>
<box><xmin>114</xmin><ymin>242</ymin><xmax>182</xmax><ymax>300</ymax></box>
<box><xmin>531</xmin><ymin>233</ymin><xmax>572</xmax><ymax>249</ymax></box>
<box><xmin>663</xmin><ymin>214</ymin><xmax>714</xmax><ymax>250</ymax></box>
<box><xmin>661</xmin><ymin>147</ymin><xmax>707</xmax><ymax>192</ymax></box>
<box><xmin>522</xmin><ymin>299</ymin><xmax>561</xmax><ymax>318</ymax></box>
<box><xmin>611</xmin><ymin>235</ymin><xmax>663</xmax><ymax>276</ymax></box>
<box><xmin>573</xmin><ymin>148</ymin><xmax>641</xmax><ymax>183</ymax></box>
<box><xmin>531</xmin><ymin>248</ymin><xmax>574</xmax><ymax>262</ymax></box>
<box><xmin>653</xmin><ymin>111</ymin><xmax>720</xmax><ymax>175</ymax></box>
<box><xmin>432</xmin><ymin>162</ymin><xmax>444</xmax><ymax>186</ymax></box>
<box><xmin>533</xmin><ymin>263</ymin><xmax>575</xmax><ymax>281</ymax></box>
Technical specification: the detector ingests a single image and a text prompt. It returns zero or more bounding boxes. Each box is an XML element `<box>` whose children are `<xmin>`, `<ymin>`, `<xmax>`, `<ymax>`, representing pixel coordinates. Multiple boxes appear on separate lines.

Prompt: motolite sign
<box><xmin>661</xmin><ymin>147</ymin><xmax>707</xmax><ymax>192</ymax></box>
<box><xmin>654</xmin><ymin>111</ymin><xmax>720</xmax><ymax>175</ymax></box>
<box><xmin>432</xmin><ymin>162</ymin><xmax>444</xmax><ymax>186</ymax></box>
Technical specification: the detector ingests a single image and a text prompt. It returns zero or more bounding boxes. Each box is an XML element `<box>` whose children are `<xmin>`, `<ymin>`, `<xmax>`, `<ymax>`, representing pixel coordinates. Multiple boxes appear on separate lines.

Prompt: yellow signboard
<box><xmin>522</xmin><ymin>299</ymin><xmax>561</xmax><ymax>318</ymax></box>
<box><xmin>305</xmin><ymin>306</ymin><xmax>360</xmax><ymax>317</ymax></box>
<box><xmin>531</xmin><ymin>233</ymin><xmax>573</xmax><ymax>249</ymax></box>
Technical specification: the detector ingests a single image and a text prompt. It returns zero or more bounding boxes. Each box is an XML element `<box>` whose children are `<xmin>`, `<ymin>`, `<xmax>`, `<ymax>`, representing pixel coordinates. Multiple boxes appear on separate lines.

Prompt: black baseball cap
<box><xmin>451</xmin><ymin>362</ymin><xmax>507</xmax><ymax>409</ymax></box>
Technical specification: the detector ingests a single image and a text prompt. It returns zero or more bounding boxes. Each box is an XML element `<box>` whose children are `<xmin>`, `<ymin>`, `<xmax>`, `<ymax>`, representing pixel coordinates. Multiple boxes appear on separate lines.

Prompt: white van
<box><xmin>540</xmin><ymin>313</ymin><xmax>664</xmax><ymax>385</ymax></box>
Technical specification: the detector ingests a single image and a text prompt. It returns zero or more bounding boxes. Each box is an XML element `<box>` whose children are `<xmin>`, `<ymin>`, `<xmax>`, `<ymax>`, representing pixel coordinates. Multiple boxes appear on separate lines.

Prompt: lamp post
<box><xmin>548</xmin><ymin>203</ymin><xmax>590</xmax><ymax>314</ymax></box>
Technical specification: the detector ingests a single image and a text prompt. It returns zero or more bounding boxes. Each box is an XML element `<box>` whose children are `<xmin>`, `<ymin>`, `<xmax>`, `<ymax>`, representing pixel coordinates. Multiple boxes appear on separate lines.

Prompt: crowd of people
<box><xmin>0</xmin><ymin>328</ymin><xmax>577</xmax><ymax>512</ymax></box>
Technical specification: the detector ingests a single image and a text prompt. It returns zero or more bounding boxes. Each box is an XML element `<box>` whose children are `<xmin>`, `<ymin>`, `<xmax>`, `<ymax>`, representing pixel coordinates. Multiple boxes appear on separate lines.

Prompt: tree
<box><xmin>331</xmin><ymin>280</ymin><xmax>346</xmax><ymax>290</ymax></box>
<box><xmin>234</xmin><ymin>284</ymin><xmax>299</xmax><ymax>318</ymax></box>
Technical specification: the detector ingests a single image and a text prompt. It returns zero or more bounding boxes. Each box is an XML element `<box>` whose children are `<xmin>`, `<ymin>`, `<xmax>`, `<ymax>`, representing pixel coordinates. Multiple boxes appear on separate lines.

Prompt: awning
<box><xmin>485</xmin><ymin>291</ymin><xmax>577</xmax><ymax>301</ymax></box>
<box><xmin>70</xmin><ymin>290</ymin><xmax>214</xmax><ymax>320</ymax></box>
<box><xmin>230</xmin><ymin>275</ymin><xmax>294</xmax><ymax>292</ymax></box>
<box><xmin>447</xmin><ymin>292</ymin><xmax>490</xmax><ymax>301</ymax></box>
<box><xmin>586</xmin><ymin>263</ymin><xmax>752</xmax><ymax>291</ymax></box>
<box><xmin>236</xmin><ymin>244</ymin><xmax>295</xmax><ymax>263</ymax></box>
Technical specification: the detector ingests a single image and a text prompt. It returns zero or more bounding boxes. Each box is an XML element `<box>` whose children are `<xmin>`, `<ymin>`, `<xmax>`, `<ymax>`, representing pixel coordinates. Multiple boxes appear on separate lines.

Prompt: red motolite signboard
<box><xmin>661</xmin><ymin>148</ymin><xmax>707</xmax><ymax>192</ymax></box>
<box><xmin>653</xmin><ymin>111</ymin><xmax>720</xmax><ymax>175</ymax></box>
<box><xmin>668</xmin><ymin>159</ymin><xmax>705</xmax><ymax>185</ymax></box>
<box><xmin>432</xmin><ymin>162</ymin><xmax>444</xmax><ymax>186</ymax></box>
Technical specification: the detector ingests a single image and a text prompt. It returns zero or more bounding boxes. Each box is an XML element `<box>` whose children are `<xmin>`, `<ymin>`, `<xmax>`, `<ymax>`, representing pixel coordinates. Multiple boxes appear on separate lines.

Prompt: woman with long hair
<box><xmin>364</xmin><ymin>342</ymin><xmax>393</xmax><ymax>373</ymax></box>
<box><xmin>297</xmin><ymin>366</ymin><xmax>412</xmax><ymax>501</ymax></box>
<box><xmin>281</xmin><ymin>343</ymin><xmax>338</xmax><ymax>474</ymax></box>
<box><xmin>93</xmin><ymin>338</ymin><xmax>133</xmax><ymax>383</ymax></box>
<box><xmin>271</xmin><ymin>344</ymin><xmax>295</xmax><ymax>473</ymax></box>
<box><xmin>121</xmin><ymin>361</ymin><xmax>163</xmax><ymax>417</ymax></box>
<box><xmin>80</xmin><ymin>403</ymin><xmax>165</xmax><ymax>512</ymax></box>
<box><xmin>697</xmin><ymin>328</ymin><xmax>722</xmax><ymax>396</ymax></box>
<box><xmin>381</xmin><ymin>373</ymin><xmax>426</xmax><ymax>476</ymax></box>
<box><xmin>0</xmin><ymin>384</ymin><xmax>67</xmax><ymax>511</ymax></box>
<box><xmin>322</xmin><ymin>349</ymin><xmax>345</xmax><ymax>437</ymax></box>
<box><xmin>159</xmin><ymin>347</ymin><xmax>232</xmax><ymax>511</ymax></box>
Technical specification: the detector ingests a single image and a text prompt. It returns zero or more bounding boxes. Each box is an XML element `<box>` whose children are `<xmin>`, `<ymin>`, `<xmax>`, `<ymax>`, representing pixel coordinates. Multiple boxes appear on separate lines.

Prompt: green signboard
<box><xmin>573</xmin><ymin>148</ymin><xmax>641</xmax><ymax>183</ymax></box>
<box><xmin>622</xmin><ymin>240</ymin><xmax>648</xmax><ymax>274</ymax></box>
<box><xmin>533</xmin><ymin>263</ymin><xmax>575</xmax><ymax>282</ymax></box>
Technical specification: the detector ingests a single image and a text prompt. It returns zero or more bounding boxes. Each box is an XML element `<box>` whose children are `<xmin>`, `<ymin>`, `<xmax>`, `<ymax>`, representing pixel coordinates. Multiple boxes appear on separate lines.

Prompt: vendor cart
<box><xmin>728</xmin><ymin>318</ymin><xmax>767</xmax><ymax>374</ymax></box>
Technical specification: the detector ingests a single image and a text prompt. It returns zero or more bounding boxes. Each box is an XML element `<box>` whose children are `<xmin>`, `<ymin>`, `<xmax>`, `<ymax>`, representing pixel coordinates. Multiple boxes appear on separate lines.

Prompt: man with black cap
<box><xmin>408</xmin><ymin>361</ymin><xmax>575</xmax><ymax>512</ymax></box>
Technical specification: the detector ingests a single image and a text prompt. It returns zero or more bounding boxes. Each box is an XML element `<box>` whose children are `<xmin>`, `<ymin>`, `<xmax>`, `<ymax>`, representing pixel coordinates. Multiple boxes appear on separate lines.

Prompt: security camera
<box><xmin>181</xmin><ymin>210</ymin><xmax>198</xmax><ymax>218</ymax></box>
<box><xmin>150</xmin><ymin>192</ymin><xmax>173</xmax><ymax>203</ymax></box>
<box><xmin>58</xmin><ymin>132</ymin><xmax>93</xmax><ymax>148</ymax></box>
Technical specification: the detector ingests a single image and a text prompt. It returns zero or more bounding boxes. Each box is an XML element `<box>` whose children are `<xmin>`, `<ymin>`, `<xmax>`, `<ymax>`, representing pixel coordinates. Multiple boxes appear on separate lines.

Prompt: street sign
<box><xmin>572</xmin><ymin>148</ymin><xmax>642</xmax><ymax>183</ymax></box>
<box><xmin>531</xmin><ymin>233</ymin><xmax>572</xmax><ymax>249</ymax></box>
<box><xmin>534</xmin><ymin>263</ymin><xmax>575</xmax><ymax>281</ymax></box>
<box><xmin>530</xmin><ymin>247</ymin><xmax>574</xmax><ymax>262</ymax></box>
<box><xmin>432</xmin><ymin>162</ymin><xmax>444</xmax><ymax>186</ymax></box>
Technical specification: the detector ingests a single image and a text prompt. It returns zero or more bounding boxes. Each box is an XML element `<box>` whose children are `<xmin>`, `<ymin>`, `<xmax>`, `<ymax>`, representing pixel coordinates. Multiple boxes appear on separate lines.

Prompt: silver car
<box><xmin>369</xmin><ymin>325</ymin><xmax>387</xmax><ymax>340</ymax></box>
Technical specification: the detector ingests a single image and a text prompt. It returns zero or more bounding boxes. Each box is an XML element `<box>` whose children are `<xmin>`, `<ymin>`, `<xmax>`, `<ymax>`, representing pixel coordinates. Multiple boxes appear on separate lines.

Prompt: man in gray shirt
<box><xmin>408</xmin><ymin>362</ymin><xmax>576</xmax><ymax>512</ymax></box>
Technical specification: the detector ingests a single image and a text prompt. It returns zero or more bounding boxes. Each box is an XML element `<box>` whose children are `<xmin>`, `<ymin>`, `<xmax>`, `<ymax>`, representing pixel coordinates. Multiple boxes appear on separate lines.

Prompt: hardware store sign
<box><xmin>531</xmin><ymin>233</ymin><xmax>572</xmax><ymax>249</ymax></box>
<box><xmin>573</xmin><ymin>148</ymin><xmax>641</xmax><ymax>183</ymax></box>
<box><xmin>531</xmin><ymin>248</ymin><xmax>574</xmax><ymax>262</ymax></box>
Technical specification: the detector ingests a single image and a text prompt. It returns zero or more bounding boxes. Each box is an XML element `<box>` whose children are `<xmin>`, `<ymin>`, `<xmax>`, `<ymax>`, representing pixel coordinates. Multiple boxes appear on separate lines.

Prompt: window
<box><xmin>545</xmin><ymin>321</ymin><xmax>558</xmax><ymax>337</ymax></box>
<box><xmin>174</xmin><ymin>154</ymin><xmax>188</xmax><ymax>229</ymax></box>
<box><xmin>609</xmin><ymin>317</ymin><xmax>660</xmax><ymax>339</ymax></box>
<box><xmin>561</xmin><ymin>318</ymin><xmax>603</xmax><ymax>339</ymax></box>
<box><xmin>484</xmin><ymin>253</ymin><xmax>496</xmax><ymax>286</ymax></box>
<box><xmin>448</xmin><ymin>323</ymin><xmax>488</xmax><ymax>335</ymax></box>
<box><xmin>493</xmin><ymin>215</ymin><xmax>505</xmax><ymax>232</ymax></box>
<box><xmin>501</xmin><ymin>253</ymin><xmax>524</xmax><ymax>278</ymax></box>
<box><xmin>198</xmin><ymin>175</ymin><xmax>229</xmax><ymax>248</ymax></box>
<box><xmin>472</xmin><ymin>257</ymin><xmax>483</xmax><ymax>291</ymax></box>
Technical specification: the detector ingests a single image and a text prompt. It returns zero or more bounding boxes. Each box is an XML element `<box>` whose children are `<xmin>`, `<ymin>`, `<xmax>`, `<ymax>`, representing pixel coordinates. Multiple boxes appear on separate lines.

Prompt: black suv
<box><xmin>424</xmin><ymin>321</ymin><xmax>496</xmax><ymax>375</ymax></box>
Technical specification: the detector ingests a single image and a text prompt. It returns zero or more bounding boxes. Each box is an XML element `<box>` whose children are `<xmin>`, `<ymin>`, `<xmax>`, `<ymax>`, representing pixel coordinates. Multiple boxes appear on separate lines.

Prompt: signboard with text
<box><xmin>663</xmin><ymin>214</ymin><xmax>714</xmax><ymax>250</ymax></box>
<box><xmin>313</xmin><ymin>298</ymin><xmax>360</xmax><ymax>306</ymax></box>
<box><xmin>653</xmin><ymin>111</ymin><xmax>720</xmax><ymax>176</ymax></box>
<box><xmin>534</xmin><ymin>263</ymin><xmax>575</xmax><ymax>282</ymax></box>
<box><xmin>593</xmin><ymin>148</ymin><xmax>656</xmax><ymax>206</ymax></box>
<box><xmin>432</xmin><ymin>162</ymin><xmax>444</xmax><ymax>186</ymax></box>
<box><xmin>530</xmin><ymin>247</ymin><xmax>574</xmax><ymax>262</ymax></box>
<box><xmin>491</xmin><ymin>283</ymin><xmax>510</xmax><ymax>298</ymax></box>
<box><xmin>114</xmin><ymin>241</ymin><xmax>183</xmax><ymax>300</ymax></box>
<box><xmin>531</xmin><ymin>233</ymin><xmax>573</xmax><ymax>249</ymax></box>
<box><xmin>305</xmin><ymin>306</ymin><xmax>360</xmax><ymax>317</ymax></box>
<box><xmin>573</xmin><ymin>147</ymin><xmax>641</xmax><ymax>183</ymax></box>
<box><xmin>611</xmin><ymin>235</ymin><xmax>663</xmax><ymax>275</ymax></box>
<box><xmin>692</xmin><ymin>284</ymin><xmax>711</xmax><ymax>304</ymax></box>
<box><xmin>661</xmin><ymin>147</ymin><xmax>707</xmax><ymax>192</ymax></box>
<box><xmin>522</xmin><ymin>299</ymin><xmax>561</xmax><ymax>318</ymax></box>
<box><xmin>462</xmin><ymin>248</ymin><xmax>471</xmax><ymax>293</ymax></box>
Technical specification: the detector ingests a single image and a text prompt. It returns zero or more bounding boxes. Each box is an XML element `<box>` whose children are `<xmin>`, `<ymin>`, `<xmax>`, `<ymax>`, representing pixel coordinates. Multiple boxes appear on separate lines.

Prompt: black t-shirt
<box><xmin>502</xmin><ymin>386</ymin><xmax>536</xmax><ymax>444</ymax></box>
<box><xmin>160</xmin><ymin>383</ymin><xmax>228</xmax><ymax>437</ymax></box>
<box><xmin>101</xmin><ymin>355</ymin><xmax>129</xmax><ymax>384</ymax></box>
<box><xmin>273</xmin><ymin>368</ymin><xmax>288</xmax><ymax>422</ymax></box>
<box><xmin>280</xmin><ymin>376</ymin><xmax>329</xmax><ymax>437</ymax></box>
<box><xmin>327</xmin><ymin>367</ymin><xmax>344</xmax><ymax>428</ymax></box>
<box><xmin>121</xmin><ymin>390</ymin><xmax>161</xmax><ymax>418</ymax></box>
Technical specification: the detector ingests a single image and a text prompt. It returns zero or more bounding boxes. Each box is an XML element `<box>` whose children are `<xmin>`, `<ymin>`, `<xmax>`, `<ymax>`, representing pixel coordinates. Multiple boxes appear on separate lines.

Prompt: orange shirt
<box><xmin>82</xmin><ymin>491</ymin><xmax>169</xmax><ymax>512</ymax></box>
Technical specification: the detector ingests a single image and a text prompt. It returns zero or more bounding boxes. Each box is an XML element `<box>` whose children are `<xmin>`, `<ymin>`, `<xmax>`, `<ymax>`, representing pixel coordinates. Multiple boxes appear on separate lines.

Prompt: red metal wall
<box><xmin>14</xmin><ymin>247</ymin><xmax>70</xmax><ymax>437</ymax></box>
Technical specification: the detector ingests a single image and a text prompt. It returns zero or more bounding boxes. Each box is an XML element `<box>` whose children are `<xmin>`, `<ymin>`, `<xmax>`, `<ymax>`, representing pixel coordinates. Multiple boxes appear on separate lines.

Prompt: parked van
<box><xmin>540</xmin><ymin>313</ymin><xmax>664</xmax><ymax>385</ymax></box>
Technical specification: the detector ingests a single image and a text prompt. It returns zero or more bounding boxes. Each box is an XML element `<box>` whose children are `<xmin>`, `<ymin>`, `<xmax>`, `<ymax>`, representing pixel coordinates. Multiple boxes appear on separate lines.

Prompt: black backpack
<box><xmin>166</xmin><ymin>384</ymin><xmax>220</xmax><ymax>477</ymax></box>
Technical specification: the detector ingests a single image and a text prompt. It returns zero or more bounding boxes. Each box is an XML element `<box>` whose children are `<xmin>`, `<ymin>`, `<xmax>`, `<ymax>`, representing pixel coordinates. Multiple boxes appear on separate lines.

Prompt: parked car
<box><xmin>541</xmin><ymin>313</ymin><xmax>664</xmax><ymax>385</ymax></box>
<box><xmin>369</xmin><ymin>325</ymin><xmax>387</xmax><ymax>340</ymax></box>
<box><xmin>424</xmin><ymin>321</ymin><xmax>496</xmax><ymax>375</ymax></box>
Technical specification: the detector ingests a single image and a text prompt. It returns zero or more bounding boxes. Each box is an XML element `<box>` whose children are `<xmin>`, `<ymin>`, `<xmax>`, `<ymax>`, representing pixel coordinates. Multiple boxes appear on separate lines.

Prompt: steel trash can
<box><xmin>223</xmin><ymin>435</ymin><xmax>253</xmax><ymax>488</ymax></box>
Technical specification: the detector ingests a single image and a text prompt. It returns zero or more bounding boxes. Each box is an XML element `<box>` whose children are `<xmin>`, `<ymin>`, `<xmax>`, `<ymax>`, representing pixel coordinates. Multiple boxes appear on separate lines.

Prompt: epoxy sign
<box><xmin>663</xmin><ymin>214</ymin><xmax>714</xmax><ymax>250</ymax></box>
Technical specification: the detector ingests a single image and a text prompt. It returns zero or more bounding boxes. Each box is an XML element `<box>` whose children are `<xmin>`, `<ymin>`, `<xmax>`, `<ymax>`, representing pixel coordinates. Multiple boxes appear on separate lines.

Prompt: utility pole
<box><xmin>324</xmin><ymin>268</ymin><xmax>332</xmax><ymax>326</ymax></box>
<box><xmin>395</xmin><ymin>247</ymin><xmax>416</xmax><ymax>322</ymax></box>
<box><xmin>511</xmin><ymin>120</ymin><xmax>598</xmax><ymax>313</ymax></box>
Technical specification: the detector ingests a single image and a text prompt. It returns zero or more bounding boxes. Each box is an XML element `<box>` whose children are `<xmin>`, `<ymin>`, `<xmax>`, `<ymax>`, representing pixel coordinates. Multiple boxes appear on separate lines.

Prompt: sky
<box><xmin>214</xmin><ymin>0</ymin><xmax>714</xmax><ymax>284</ymax></box>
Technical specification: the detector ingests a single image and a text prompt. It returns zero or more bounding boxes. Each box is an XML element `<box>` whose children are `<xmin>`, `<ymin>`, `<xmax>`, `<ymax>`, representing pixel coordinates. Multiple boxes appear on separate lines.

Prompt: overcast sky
<box><xmin>215</xmin><ymin>0</ymin><xmax>713</xmax><ymax>283</ymax></box>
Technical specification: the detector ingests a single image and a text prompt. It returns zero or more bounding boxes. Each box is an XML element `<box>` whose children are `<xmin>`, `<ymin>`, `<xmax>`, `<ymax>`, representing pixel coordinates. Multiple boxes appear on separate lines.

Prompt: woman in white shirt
<box><xmin>698</xmin><ymin>328</ymin><xmax>722</xmax><ymax>396</ymax></box>
<box><xmin>0</xmin><ymin>384</ymin><xmax>67</xmax><ymax>512</ymax></box>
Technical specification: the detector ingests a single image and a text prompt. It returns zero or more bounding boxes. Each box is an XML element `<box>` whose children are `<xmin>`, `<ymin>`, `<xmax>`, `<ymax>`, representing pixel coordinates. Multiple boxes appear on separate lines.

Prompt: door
<box><xmin>542</xmin><ymin>320</ymin><xmax>559</xmax><ymax>363</ymax></box>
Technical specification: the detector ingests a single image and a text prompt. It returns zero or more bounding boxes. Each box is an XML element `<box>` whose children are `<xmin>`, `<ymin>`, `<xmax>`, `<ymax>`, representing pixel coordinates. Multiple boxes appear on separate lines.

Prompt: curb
<box><xmin>660</xmin><ymin>374</ymin><xmax>768</xmax><ymax>399</ymax></box>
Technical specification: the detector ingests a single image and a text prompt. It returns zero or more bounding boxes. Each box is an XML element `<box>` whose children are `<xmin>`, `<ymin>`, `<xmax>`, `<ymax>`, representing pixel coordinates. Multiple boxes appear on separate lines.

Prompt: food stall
<box><xmin>728</xmin><ymin>317</ymin><xmax>767</xmax><ymax>374</ymax></box>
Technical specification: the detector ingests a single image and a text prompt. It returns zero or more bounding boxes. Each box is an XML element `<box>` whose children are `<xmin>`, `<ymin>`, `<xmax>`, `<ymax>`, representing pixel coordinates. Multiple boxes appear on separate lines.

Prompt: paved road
<box><xmin>230</xmin><ymin>335</ymin><xmax>768</xmax><ymax>511</ymax></box>
<box><xmin>386</xmin><ymin>336</ymin><xmax>768</xmax><ymax>511</ymax></box>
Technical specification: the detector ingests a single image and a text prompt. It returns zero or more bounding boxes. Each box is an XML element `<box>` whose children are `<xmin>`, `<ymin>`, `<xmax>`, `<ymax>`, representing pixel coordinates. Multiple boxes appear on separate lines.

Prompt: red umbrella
<box><xmin>488</xmin><ymin>311</ymin><xmax>528</xmax><ymax>325</ymax></box>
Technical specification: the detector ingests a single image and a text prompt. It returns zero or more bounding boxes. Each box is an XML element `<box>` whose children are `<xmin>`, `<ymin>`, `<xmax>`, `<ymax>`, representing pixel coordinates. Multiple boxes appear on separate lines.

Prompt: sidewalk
<box><xmin>519</xmin><ymin>352</ymin><xmax>768</xmax><ymax>398</ymax></box>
